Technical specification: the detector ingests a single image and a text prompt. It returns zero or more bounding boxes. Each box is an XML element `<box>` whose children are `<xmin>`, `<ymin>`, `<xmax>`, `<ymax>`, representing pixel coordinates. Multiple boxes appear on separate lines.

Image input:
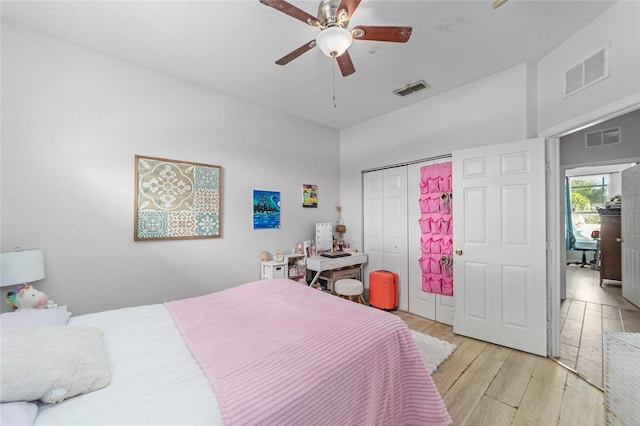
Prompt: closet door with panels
<box><xmin>363</xmin><ymin>167</ymin><xmax>408</xmax><ymax>310</ymax></box>
<box><xmin>363</xmin><ymin>170</ymin><xmax>384</xmax><ymax>278</ymax></box>
<box><xmin>364</xmin><ymin>160</ymin><xmax>453</xmax><ymax>323</ymax></box>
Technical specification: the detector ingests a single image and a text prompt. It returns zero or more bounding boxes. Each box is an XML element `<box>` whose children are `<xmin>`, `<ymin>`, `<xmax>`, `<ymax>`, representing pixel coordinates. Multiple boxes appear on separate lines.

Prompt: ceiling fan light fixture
<box><xmin>316</xmin><ymin>26</ymin><xmax>353</xmax><ymax>57</ymax></box>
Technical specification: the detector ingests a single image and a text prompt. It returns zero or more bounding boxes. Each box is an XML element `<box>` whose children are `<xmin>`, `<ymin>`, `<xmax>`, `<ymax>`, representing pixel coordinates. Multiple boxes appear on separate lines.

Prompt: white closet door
<box><xmin>363</xmin><ymin>168</ymin><xmax>408</xmax><ymax>308</ymax></box>
<box><xmin>436</xmin><ymin>295</ymin><xmax>454</xmax><ymax>325</ymax></box>
<box><xmin>366</xmin><ymin>162</ymin><xmax>454</xmax><ymax>322</ymax></box>
<box><xmin>383</xmin><ymin>167</ymin><xmax>408</xmax><ymax>311</ymax></box>
<box><xmin>363</xmin><ymin>170</ymin><xmax>384</xmax><ymax>290</ymax></box>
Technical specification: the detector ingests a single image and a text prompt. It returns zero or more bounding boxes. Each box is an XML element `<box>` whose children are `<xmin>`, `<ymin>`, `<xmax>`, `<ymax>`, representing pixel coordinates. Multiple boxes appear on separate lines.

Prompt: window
<box><xmin>569</xmin><ymin>175</ymin><xmax>608</xmax><ymax>241</ymax></box>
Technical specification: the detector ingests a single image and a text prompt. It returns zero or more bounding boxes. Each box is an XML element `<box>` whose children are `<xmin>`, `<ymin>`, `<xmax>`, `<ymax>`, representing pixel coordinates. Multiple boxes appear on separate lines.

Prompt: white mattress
<box><xmin>34</xmin><ymin>304</ymin><xmax>224</xmax><ymax>425</ymax></box>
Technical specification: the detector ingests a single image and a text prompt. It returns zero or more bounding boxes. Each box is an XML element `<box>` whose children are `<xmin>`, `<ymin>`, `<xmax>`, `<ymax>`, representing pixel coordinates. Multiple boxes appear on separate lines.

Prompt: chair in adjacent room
<box><xmin>566</xmin><ymin>232</ymin><xmax>598</xmax><ymax>268</ymax></box>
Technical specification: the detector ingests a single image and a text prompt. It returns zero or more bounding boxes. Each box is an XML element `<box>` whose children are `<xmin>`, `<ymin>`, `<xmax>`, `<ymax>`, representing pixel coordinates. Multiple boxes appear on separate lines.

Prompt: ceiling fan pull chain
<box><xmin>332</xmin><ymin>60</ymin><xmax>337</xmax><ymax>108</ymax></box>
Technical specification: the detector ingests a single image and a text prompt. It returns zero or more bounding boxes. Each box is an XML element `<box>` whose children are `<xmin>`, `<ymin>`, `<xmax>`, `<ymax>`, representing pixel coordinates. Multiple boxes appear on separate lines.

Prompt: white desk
<box><xmin>306</xmin><ymin>253</ymin><xmax>368</xmax><ymax>286</ymax></box>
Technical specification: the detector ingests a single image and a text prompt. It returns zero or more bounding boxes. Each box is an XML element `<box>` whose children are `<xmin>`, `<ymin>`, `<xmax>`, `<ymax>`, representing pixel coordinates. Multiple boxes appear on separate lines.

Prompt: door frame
<box><xmin>541</xmin><ymin>95</ymin><xmax>640</xmax><ymax>357</ymax></box>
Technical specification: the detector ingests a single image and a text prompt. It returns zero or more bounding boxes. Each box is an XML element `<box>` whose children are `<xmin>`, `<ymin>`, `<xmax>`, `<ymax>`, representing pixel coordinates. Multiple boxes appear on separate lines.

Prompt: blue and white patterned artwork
<box><xmin>135</xmin><ymin>155</ymin><xmax>222</xmax><ymax>240</ymax></box>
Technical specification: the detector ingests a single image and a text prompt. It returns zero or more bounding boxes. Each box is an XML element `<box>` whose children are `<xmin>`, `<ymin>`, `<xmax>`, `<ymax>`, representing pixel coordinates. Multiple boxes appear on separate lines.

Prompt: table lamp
<box><xmin>1</xmin><ymin>248</ymin><xmax>45</xmax><ymax>287</ymax></box>
<box><xmin>1</xmin><ymin>248</ymin><xmax>45</xmax><ymax>308</ymax></box>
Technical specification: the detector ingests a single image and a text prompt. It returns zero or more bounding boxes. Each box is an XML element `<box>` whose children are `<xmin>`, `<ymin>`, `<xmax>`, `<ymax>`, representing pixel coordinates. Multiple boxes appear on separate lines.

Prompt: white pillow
<box><xmin>0</xmin><ymin>309</ymin><xmax>71</xmax><ymax>328</ymax></box>
<box><xmin>1</xmin><ymin>326</ymin><xmax>110</xmax><ymax>404</ymax></box>
<box><xmin>0</xmin><ymin>401</ymin><xmax>38</xmax><ymax>426</ymax></box>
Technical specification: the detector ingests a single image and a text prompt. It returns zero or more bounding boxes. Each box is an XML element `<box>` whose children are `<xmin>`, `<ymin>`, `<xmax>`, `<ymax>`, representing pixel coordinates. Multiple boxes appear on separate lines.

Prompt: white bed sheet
<box><xmin>34</xmin><ymin>304</ymin><xmax>224</xmax><ymax>425</ymax></box>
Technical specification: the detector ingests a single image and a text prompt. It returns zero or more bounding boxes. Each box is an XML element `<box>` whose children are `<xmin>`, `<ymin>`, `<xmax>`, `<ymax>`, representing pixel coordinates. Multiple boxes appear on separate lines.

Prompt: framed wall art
<box><xmin>302</xmin><ymin>184</ymin><xmax>318</xmax><ymax>208</ymax></box>
<box><xmin>253</xmin><ymin>190</ymin><xmax>280</xmax><ymax>229</ymax></box>
<box><xmin>134</xmin><ymin>155</ymin><xmax>222</xmax><ymax>241</ymax></box>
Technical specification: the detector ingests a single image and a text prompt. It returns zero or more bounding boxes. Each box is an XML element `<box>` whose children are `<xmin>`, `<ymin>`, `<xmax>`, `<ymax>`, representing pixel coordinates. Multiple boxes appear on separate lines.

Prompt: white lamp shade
<box><xmin>316</xmin><ymin>26</ymin><xmax>353</xmax><ymax>57</ymax></box>
<box><xmin>1</xmin><ymin>249</ymin><xmax>45</xmax><ymax>287</ymax></box>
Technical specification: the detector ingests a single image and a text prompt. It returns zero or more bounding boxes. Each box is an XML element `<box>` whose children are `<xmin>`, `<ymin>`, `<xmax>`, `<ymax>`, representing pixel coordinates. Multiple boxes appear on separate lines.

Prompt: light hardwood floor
<box><xmin>561</xmin><ymin>265</ymin><xmax>640</xmax><ymax>388</ymax></box>
<box><xmin>395</xmin><ymin>311</ymin><xmax>606</xmax><ymax>426</ymax></box>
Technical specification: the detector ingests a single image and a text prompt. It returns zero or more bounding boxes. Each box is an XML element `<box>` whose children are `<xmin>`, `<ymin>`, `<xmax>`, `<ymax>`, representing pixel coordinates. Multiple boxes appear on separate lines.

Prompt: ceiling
<box><xmin>1</xmin><ymin>0</ymin><xmax>616</xmax><ymax>129</ymax></box>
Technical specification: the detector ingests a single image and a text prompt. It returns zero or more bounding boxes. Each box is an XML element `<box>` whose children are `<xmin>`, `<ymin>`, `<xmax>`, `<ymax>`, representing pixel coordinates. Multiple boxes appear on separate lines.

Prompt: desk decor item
<box><xmin>134</xmin><ymin>155</ymin><xmax>222</xmax><ymax>241</ymax></box>
<box><xmin>335</xmin><ymin>205</ymin><xmax>346</xmax><ymax>236</ymax></box>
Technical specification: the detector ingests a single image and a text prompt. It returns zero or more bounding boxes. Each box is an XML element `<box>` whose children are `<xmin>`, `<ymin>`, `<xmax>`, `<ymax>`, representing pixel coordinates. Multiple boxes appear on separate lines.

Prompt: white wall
<box><xmin>0</xmin><ymin>23</ymin><xmax>340</xmax><ymax>314</ymax></box>
<box><xmin>339</xmin><ymin>64</ymin><xmax>532</xmax><ymax>252</ymax></box>
<box><xmin>538</xmin><ymin>1</ymin><xmax>640</xmax><ymax>134</ymax></box>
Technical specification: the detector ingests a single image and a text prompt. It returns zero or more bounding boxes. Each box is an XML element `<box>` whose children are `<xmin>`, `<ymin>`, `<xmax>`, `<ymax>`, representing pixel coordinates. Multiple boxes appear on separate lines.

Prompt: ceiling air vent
<box><xmin>394</xmin><ymin>80</ymin><xmax>430</xmax><ymax>97</ymax></box>
<box><xmin>585</xmin><ymin>127</ymin><xmax>621</xmax><ymax>148</ymax></box>
<box><xmin>564</xmin><ymin>45</ymin><xmax>609</xmax><ymax>98</ymax></box>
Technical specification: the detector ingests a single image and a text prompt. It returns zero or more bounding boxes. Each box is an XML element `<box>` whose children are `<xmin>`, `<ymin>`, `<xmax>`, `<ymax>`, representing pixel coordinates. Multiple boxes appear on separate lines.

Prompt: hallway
<box><xmin>559</xmin><ymin>265</ymin><xmax>640</xmax><ymax>388</ymax></box>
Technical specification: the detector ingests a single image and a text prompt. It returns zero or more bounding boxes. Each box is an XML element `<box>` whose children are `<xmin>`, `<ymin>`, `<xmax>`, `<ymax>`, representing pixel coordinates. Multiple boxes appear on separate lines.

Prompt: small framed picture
<box><xmin>302</xmin><ymin>184</ymin><xmax>318</xmax><ymax>208</ymax></box>
<box><xmin>253</xmin><ymin>190</ymin><xmax>281</xmax><ymax>229</ymax></box>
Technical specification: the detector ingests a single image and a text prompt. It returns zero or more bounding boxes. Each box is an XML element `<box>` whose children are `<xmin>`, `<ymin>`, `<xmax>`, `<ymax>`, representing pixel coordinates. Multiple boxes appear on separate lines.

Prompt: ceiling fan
<box><xmin>259</xmin><ymin>0</ymin><xmax>412</xmax><ymax>77</ymax></box>
<box><xmin>493</xmin><ymin>0</ymin><xmax>509</xmax><ymax>9</ymax></box>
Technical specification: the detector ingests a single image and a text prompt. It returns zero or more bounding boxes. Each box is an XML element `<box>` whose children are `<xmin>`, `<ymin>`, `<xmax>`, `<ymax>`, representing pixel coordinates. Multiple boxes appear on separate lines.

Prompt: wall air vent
<box><xmin>564</xmin><ymin>45</ymin><xmax>609</xmax><ymax>98</ymax></box>
<box><xmin>585</xmin><ymin>127</ymin><xmax>621</xmax><ymax>148</ymax></box>
<box><xmin>394</xmin><ymin>80</ymin><xmax>430</xmax><ymax>97</ymax></box>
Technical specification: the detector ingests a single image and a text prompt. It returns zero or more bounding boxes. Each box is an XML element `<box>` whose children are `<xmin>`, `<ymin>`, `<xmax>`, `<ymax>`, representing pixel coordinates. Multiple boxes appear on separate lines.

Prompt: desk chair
<box><xmin>566</xmin><ymin>232</ymin><xmax>598</xmax><ymax>268</ymax></box>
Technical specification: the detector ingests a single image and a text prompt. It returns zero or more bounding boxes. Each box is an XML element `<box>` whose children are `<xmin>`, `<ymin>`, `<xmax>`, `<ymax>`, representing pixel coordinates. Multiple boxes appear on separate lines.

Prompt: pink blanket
<box><xmin>167</xmin><ymin>279</ymin><xmax>451</xmax><ymax>426</ymax></box>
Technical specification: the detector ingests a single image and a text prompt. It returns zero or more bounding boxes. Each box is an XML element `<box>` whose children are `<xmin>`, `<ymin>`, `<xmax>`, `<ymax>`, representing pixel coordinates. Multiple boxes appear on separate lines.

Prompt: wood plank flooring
<box><xmin>560</xmin><ymin>266</ymin><xmax>640</xmax><ymax>388</ymax></box>
<box><xmin>396</xmin><ymin>311</ymin><xmax>606</xmax><ymax>426</ymax></box>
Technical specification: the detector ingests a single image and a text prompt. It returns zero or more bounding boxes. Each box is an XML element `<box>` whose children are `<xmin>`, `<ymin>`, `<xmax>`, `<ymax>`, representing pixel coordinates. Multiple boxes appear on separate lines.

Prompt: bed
<box><xmin>1</xmin><ymin>278</ymin><xmax>451</xmax><ymax>425</ymax></box>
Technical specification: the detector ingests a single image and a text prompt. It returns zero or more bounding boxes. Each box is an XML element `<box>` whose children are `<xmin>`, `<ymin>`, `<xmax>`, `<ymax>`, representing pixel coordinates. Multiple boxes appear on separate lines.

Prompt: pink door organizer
<box><xmin>418</xmin><ymin>162</ymin><xmax>453</xmax><ymax>296</ymax></box>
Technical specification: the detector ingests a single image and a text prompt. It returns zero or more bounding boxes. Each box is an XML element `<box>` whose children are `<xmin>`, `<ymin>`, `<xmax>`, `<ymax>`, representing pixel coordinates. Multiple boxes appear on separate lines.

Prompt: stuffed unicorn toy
<box><xmin>14</xmin><ymin>284</ymin><xmax>49</xmax><ymax>309</ymax></box>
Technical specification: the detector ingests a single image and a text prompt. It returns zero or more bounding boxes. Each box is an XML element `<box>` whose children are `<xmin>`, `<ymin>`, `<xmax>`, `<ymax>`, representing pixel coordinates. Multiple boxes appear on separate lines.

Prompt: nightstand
<box><xmin>45</xmin><ymin>303</ymin><xmax>68</xmax><ymax>311</ymax></box>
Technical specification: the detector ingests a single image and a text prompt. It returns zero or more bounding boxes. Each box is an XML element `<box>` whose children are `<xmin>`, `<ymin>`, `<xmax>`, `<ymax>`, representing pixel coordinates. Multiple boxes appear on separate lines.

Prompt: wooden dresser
<box><xmin>599</xmin><ymin>211</ymin><xmax>622</xmax><ymax>285</ymax></box>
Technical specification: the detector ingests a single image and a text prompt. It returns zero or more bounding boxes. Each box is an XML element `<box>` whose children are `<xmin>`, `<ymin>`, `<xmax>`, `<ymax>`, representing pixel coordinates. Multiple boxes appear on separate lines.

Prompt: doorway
<box><xmin>556</xmin><ymin>110</ymin><xmax>640</xmax><ymax>387</ymax></box>
<box><xmin>561</xmin><ymin>162</ymin><xmax>640</xmax><ymax>388</ymax></box>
